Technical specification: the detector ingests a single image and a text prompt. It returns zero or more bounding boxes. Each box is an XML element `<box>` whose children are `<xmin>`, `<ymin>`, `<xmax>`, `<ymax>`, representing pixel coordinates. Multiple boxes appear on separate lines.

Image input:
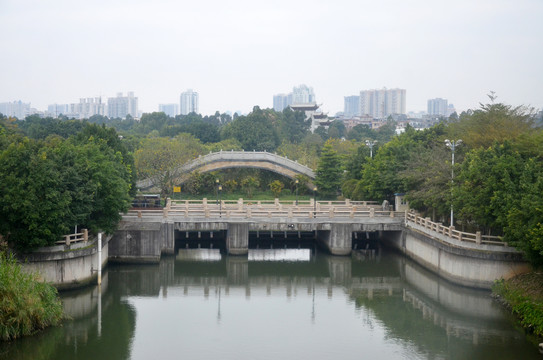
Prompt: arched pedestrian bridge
<box><xmin>137</xmin><ymin>151</ymin><xmax>315</xmax><ymax>190</ymax></box>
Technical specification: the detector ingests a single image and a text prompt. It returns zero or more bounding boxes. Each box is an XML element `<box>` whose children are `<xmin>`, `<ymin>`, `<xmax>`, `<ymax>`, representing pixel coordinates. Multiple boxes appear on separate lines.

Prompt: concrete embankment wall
<box><xmin>382</xmin><ymin>227</ymin><xmax>531</xmax><ymax>289</ymax></box>
<box><xmin>21</xmin><ymin>236</ymin><xmax>110</xmax><ymax>290</ymax></box>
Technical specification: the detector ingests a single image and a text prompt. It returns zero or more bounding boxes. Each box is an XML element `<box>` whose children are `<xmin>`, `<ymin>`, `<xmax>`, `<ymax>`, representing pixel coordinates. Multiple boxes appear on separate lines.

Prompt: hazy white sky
<box><xmin>1</xmin><ymin>0</ymin><xmax>542</xmax><ymax>116</ymax></box>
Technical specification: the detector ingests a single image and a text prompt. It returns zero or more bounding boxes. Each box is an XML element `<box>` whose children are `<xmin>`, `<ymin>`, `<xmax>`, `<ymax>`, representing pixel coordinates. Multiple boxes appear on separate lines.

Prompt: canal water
<box><xmin>0</xmin><ymin>247</ymin><xmax>540</xmax><ymax>359</ymax></box>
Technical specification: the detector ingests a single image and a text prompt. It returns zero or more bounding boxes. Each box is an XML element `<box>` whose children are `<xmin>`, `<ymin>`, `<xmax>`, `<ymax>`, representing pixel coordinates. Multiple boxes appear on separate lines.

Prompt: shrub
<box><xmin>0</xmin><ymin>252</ymin><xmax>63</xmax><ymax>341</ymax></box>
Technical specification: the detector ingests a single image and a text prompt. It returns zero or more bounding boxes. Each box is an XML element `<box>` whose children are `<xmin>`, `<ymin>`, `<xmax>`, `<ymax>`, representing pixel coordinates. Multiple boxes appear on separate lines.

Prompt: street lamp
<box><xmin>218</xmin><ymin>185</ymin><xmax>222</xmax><ymax>218</ymax></box>
<box><xmin>445</xmin><ymin>139</ymin><xmax>462</xmax><ymax>227</ymax></box>
<box><xmin>313</xmin><ymin>186</ymin><xmax>317</xmax><ymax>218</ymax></box>
<box><xmin>365</xmin><ymin>140</ymin><xmax>377</xmax><ymax>158</ymax></box>
<box><xmin>215</xmin><ymin>179</ymin><xmax>220</xmax><ymax>205</ymax></box>
<box><xmin>295</xmin><ymin>179</ymin><xmax>299</xmax><ymax>206</ymax></box>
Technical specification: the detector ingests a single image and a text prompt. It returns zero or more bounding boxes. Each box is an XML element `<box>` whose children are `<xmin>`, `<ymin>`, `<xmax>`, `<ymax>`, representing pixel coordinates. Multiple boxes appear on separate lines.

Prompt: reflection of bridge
<box><xmin>137</xmin><ymin>151</ymin><xmax>315</xmax><ymax>190</ymax></box>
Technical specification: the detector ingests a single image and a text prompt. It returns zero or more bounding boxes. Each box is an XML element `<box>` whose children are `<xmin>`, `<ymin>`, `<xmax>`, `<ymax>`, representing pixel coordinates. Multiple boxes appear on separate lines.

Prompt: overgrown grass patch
<box><xmin>493</xmin><ymin>272</ymin><xmax>543</xmax><ymax>337</ymax></box>
<box><xmin>0</xmin><ymin>252</ymin><xmax>63</xmax><ymax>341</ymax></box>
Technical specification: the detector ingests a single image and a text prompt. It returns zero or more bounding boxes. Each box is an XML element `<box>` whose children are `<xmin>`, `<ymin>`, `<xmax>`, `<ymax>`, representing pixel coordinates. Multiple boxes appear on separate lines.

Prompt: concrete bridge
<box><xmin>110</xmin><ymin>199</ymin><xmax>403</xmax><ymax>260</ymax></box>
<box><xmin>137</xmin><ymin>151</ymin><xmax>315</xmax><ymax>190</ymax></box>
<box><xmin>108</xmin><ymin>199</ymin><xmax>531</xmax><ymax>289</ymax></box>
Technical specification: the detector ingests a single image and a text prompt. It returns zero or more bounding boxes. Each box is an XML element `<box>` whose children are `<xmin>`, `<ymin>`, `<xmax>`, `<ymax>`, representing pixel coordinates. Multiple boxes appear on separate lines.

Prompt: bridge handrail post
<box><xmin>163</xmin><ymin>208</ymin><xmax>168</xmax><ymax>218</ymax></box>
<box><xmin>65</xmin><ymin>235</ymin><xmax>70</xmax><ymax>246</ymax></box>
<box><xmin>238</xmin><ymin>198</ymin><xmax>243</xmax><ymax>210</ymax></box>
<box><xmin>83</xmin><ymin>228</ymin><xmax>88</xmax><ymax>242</ymax></box>
<box><xmin>370</xmin><ymin>208</ymin><xmax>375</xmax><ymax>218</ymax></box>
<box><xmin>345</xmin><ymin>199</ymin><xmax>350</xmax><ymax>206</ymax></box>
<box><xmin>329</xmin><ymin>208</ymin><xmax>334</xmax><ymax>218</ymax></box>
<box><xmin>288</xmin><ymin>208</ymin><xmax>292</xmax><ymax>218</ymax></box>
<box><xmin>247</xmin><ymin>208</ymin><xmax>252</xmax><ymax>218</ymax></box>
<box><xmin>476</xmin><ymin>231</ymin><xmax>482</xmax><ymax>244</ymax></box>
<box><xmin>449</xmin><ymin>226</ymin><xmax>455</xmax><ymax>238</ymax></box>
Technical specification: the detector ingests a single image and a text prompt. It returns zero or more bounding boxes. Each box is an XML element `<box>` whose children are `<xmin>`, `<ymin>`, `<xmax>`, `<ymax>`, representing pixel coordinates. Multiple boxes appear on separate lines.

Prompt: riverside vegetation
<box><xmin>0</xmin><ymin>252</ymin><xmax>63</xmax><ymax>341</ymax></box>
<box><xmin>493</xmin><ymin>273</ymin><xmax>543</xmax><ymax>340</ymax></box>
<box><xmin>1</xmin><ymin>94</ymin><xmax>543</xmax><ymax>339</ymax></box>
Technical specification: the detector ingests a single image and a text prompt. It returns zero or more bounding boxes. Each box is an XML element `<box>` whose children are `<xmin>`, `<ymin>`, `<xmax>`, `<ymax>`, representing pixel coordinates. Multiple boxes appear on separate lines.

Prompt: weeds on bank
<box><xmin>493</xmin><ymin>275</ymin><xmax>543</xmax><ymax>337</ymax></box>
<box><xmin>0</xmin><ymin>252</ymin><xmax>63</xmax><ymax>341</ymax></box>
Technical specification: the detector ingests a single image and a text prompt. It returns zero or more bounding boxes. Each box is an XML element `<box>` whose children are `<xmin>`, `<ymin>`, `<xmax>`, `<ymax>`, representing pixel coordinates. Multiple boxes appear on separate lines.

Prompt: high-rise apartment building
<box><xmin>273</xmin><ymin>84</ymin><xmax>315</xmax><ymax>112</ymax></box>
<box><xmin>159</xmin><ymin>103</ymin><xmax>179</xmax><ymax>117</ymax></box>
<box><xmin>273</xmin><ymin>94</ymin><xmax>290</xmax><ymax>112</ymax></box>
<box><xmin>0</xmin><ymin>100</ymin><xmax>31</xmax><ymax>119</ymax></box>
<box><xmin>108</xmin><ymin>92</ymin><xmax>138</xmax><ymax>119</ymax></box>
<box><xmin>359</xmin><ymin>88</ymin><xmax>406</xmax><ymax>119</ymax></box>
<box><xmin>344</xmin><ymin>95</ymin><xmax>360</xmax><ymax>118</ymax></box>
<box><xmin>291</xmin><ymin>84</ymin><xmax>315</xmax><ymax>104</ymax></box>
<box><xmin>427</xmin><ymin>98</ymin><xmax>448</xmax><ymax>116</ymax></box>
<box><xmin>180</xmin><ymin>89</ymin><xmax>199</xmax><ymax>115</ymax></box>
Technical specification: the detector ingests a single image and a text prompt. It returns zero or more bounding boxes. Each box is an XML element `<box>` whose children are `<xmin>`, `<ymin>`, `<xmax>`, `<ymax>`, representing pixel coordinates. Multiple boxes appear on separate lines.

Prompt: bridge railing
<box><xmin>405</xmin><ymin>212</ymin><xmax>506</xmax><ymax>246</ymax></box>
<box><xmin>124</xmin><ymin>199</ymin><xmax>404</xmax><ymax>220</ymax></box>
<box><xmin>55</xmin><ymin>228</ymin><xmax>89</xmax><ymax>246</ymax></box>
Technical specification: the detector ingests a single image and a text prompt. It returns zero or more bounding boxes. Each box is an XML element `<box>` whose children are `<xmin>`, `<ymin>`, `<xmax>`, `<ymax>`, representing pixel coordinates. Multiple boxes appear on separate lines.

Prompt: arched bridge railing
<box><xmin>137</xmin><ymin>150</ymin><xmax>315</xmax><ymax>190</ymax></box>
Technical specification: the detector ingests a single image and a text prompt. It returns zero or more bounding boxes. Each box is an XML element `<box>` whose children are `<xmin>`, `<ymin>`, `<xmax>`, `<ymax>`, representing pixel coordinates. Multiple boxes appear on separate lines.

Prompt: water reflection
<box><xmin>0</xmin><ymin>248</ymin><xmax>539</xmax><ymax>360</ymax></box>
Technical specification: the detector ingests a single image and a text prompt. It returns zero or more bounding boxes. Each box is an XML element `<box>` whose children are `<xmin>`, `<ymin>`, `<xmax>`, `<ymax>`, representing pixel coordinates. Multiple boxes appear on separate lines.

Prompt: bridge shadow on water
<box><xmin>174</xmin><ymin>229</ymin><xmax>381</xmax><ymax>254</ymax></box>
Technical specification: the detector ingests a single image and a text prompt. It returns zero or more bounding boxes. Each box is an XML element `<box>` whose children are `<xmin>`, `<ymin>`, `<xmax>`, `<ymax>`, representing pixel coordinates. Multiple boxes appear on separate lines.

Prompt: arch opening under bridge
<box><xmin>137</xmin><ymin>150</ymin><xmax>316</xmax><ymax>190</ymax></box>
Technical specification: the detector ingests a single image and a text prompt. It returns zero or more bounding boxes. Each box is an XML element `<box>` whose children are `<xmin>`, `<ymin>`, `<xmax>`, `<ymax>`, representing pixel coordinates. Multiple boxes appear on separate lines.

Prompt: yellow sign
<box><xmin>173</xmin><ymin>186</ymin><xmax>181</xmax><ymax>193</ymax></box>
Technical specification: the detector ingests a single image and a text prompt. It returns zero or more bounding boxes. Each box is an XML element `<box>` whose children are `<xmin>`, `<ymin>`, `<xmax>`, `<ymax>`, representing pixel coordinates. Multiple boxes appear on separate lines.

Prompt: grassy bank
<box><xmin>493</xmin><ymin>272</ymin><xmax>543</xmax><ymax>338</ymax></box>
<box><xmin>0</xmin><ymin>252</ymin><xmax>63</xmax><ymax>341</ymax></box>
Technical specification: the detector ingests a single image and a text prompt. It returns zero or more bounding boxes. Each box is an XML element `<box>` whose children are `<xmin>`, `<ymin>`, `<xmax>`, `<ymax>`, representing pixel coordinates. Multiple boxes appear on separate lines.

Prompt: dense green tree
<box><xmin>220</xmin><ymin>106</ymin><xmax>279</xmax><ymax>151</ymax></box>
<box><xmin>346</xmin><ymin>124</ymin><xmax>376</xmax><ymax>142</ymax></box>
<box><xmin>505</xmin><ymin>158</ymin><xmax>543</xmax><ymax>266</ymax></box>
<box><xmin>134</xmin><ymin>134</ymin><xmax>206</xmax><ymax>200</ymax></box>
<box><xmin>447</xmin><ymin>101</ymin><xmax>534</xmax><ymax>149</ymax></box>
<box><xmin>314</xmin><ymin>140</ymin><xmax>342</xmax><ymax>197</ymax></box>
<box><xmin>277</xmin><ymin>108</ymin><xmax>311</xmax><ymax>143</ymax></box>
<box><xmin>0</xmin><ymin>134</ymin><xmax>132</xmax><ymax>251</ymax></box>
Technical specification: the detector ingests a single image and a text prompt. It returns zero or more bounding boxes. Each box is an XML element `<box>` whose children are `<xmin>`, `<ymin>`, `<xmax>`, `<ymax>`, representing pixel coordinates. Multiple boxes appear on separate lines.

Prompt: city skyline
<box><xmin>1</xmin><ymin>0</ymin><xmax>542</xmax><ymax>116</ymax></box>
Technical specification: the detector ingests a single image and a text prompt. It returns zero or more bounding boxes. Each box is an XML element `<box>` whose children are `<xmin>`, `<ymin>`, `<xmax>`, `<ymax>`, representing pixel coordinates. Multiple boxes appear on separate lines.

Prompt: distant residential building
<box><xmin>180</xmin><ymin>89</ymin><xmax>199</xmax><ymax>115</ymax></box>
<box><xmin>291</xmin><ymin>84</ymin><xmax>315</xmax><ymax>104</ymax></box>
<box><xmin>344</xmin><ymin>95</ymin><xmax>360</xmax><ymax>117</ymax></box>
<box><xmin>359</xmin><ymin>88</ymin><xmax>406</xmax><ymax>119</ymax></box>
<box><xmin>273</xmin><ymin>94</ymin><xmax>290</xmax><ymax>112</ymax></box>
<box><xmin>427</xmin><ymin>98</ymin><xmax>448</xmax><ymax>116</ymax></box>
<box><xmin>0</xmin><ymin>100</ymin><xmax>31</xmax><ymax>119</ymax></box>
<box><xmin>47</xmin><ymin>104</ymin><xmax>70</xmax><ymax>117</ymax></box>
<box><xmin>108</xmin><ymin>92</ymin><xmax>138</xmax><ymax>119</ymax></box>
<box><xmin>273</xmin><ymin>84</ymin><xmax>315</xmax><ymax>112</ymax></box>
<box><xmin>159</xmin><ymin>103</ymin><xmax>179</xmax><ymax>117</ymax></box>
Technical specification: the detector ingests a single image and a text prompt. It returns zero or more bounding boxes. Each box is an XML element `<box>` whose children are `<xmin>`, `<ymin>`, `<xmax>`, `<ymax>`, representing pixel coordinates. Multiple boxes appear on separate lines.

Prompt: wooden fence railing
<box><xmin>405</xmin><ymin>212</ymin><xmax>506</xmax><ymax>246</ymax></box>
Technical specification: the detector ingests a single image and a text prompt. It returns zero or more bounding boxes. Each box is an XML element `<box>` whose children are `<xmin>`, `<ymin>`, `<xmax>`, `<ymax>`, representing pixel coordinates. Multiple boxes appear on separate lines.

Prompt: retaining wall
<box><xmin>20</xmin><ymin>236</ymin><xmax>110</xmax><ymax>290</ymax></box>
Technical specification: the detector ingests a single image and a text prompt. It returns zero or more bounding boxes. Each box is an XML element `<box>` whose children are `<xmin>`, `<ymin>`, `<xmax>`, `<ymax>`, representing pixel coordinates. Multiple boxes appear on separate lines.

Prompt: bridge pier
<box><xmin>317</xmin><ymin>224</ymin><xmax>353</xmax><ymax>256</ymax></box>
<box><xmin>226</xmin><ymin>223</ymin><xmax>249</xmax><ymax>255</ymax></box>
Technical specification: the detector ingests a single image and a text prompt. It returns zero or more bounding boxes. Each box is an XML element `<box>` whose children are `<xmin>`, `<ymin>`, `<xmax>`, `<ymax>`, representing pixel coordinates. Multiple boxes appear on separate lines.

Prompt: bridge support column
<box><xmin>318</xmin><ymin>224</ymin><xmax>353</xmax><ymax>256</ymax></box>
<box><xmin>161</xmin><ymin>222</ymin><xmax>175</xmax><ymax>255</ymax></box>
<box><xmin>226</xmin><ymin>223</ymin><xmax>249</xmax><ymax>255</ymax></box>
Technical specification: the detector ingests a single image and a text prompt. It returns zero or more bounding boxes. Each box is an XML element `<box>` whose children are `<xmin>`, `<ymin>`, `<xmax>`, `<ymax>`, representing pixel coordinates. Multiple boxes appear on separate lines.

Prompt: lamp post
<box><xmin>218</xmin><ymin>185</ymin><xmax>222</xmax><ymax>218</ymax></box>
<box><xmin>445</xmin><ymin>139</ymin><xmax>462</xmax><ymax>227</ymax></box>
<box><xmin>215</xmin><ymin>179</ymin><xmax>220</xmax><ymax>205</ymax></box>
<box><xmin>365</xmin><ymin>140</ymin><xmax>377</xmax><ymax>158</ymax></box>
<box><xmin>313</xmin><ymin>186</ymin><xmax>317</xmax><ymax>218</ymax></box>
<box><xmin>295</xmin><ymin>179</ymin><xmax>299</xmax><ymax>206</ymax></box>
